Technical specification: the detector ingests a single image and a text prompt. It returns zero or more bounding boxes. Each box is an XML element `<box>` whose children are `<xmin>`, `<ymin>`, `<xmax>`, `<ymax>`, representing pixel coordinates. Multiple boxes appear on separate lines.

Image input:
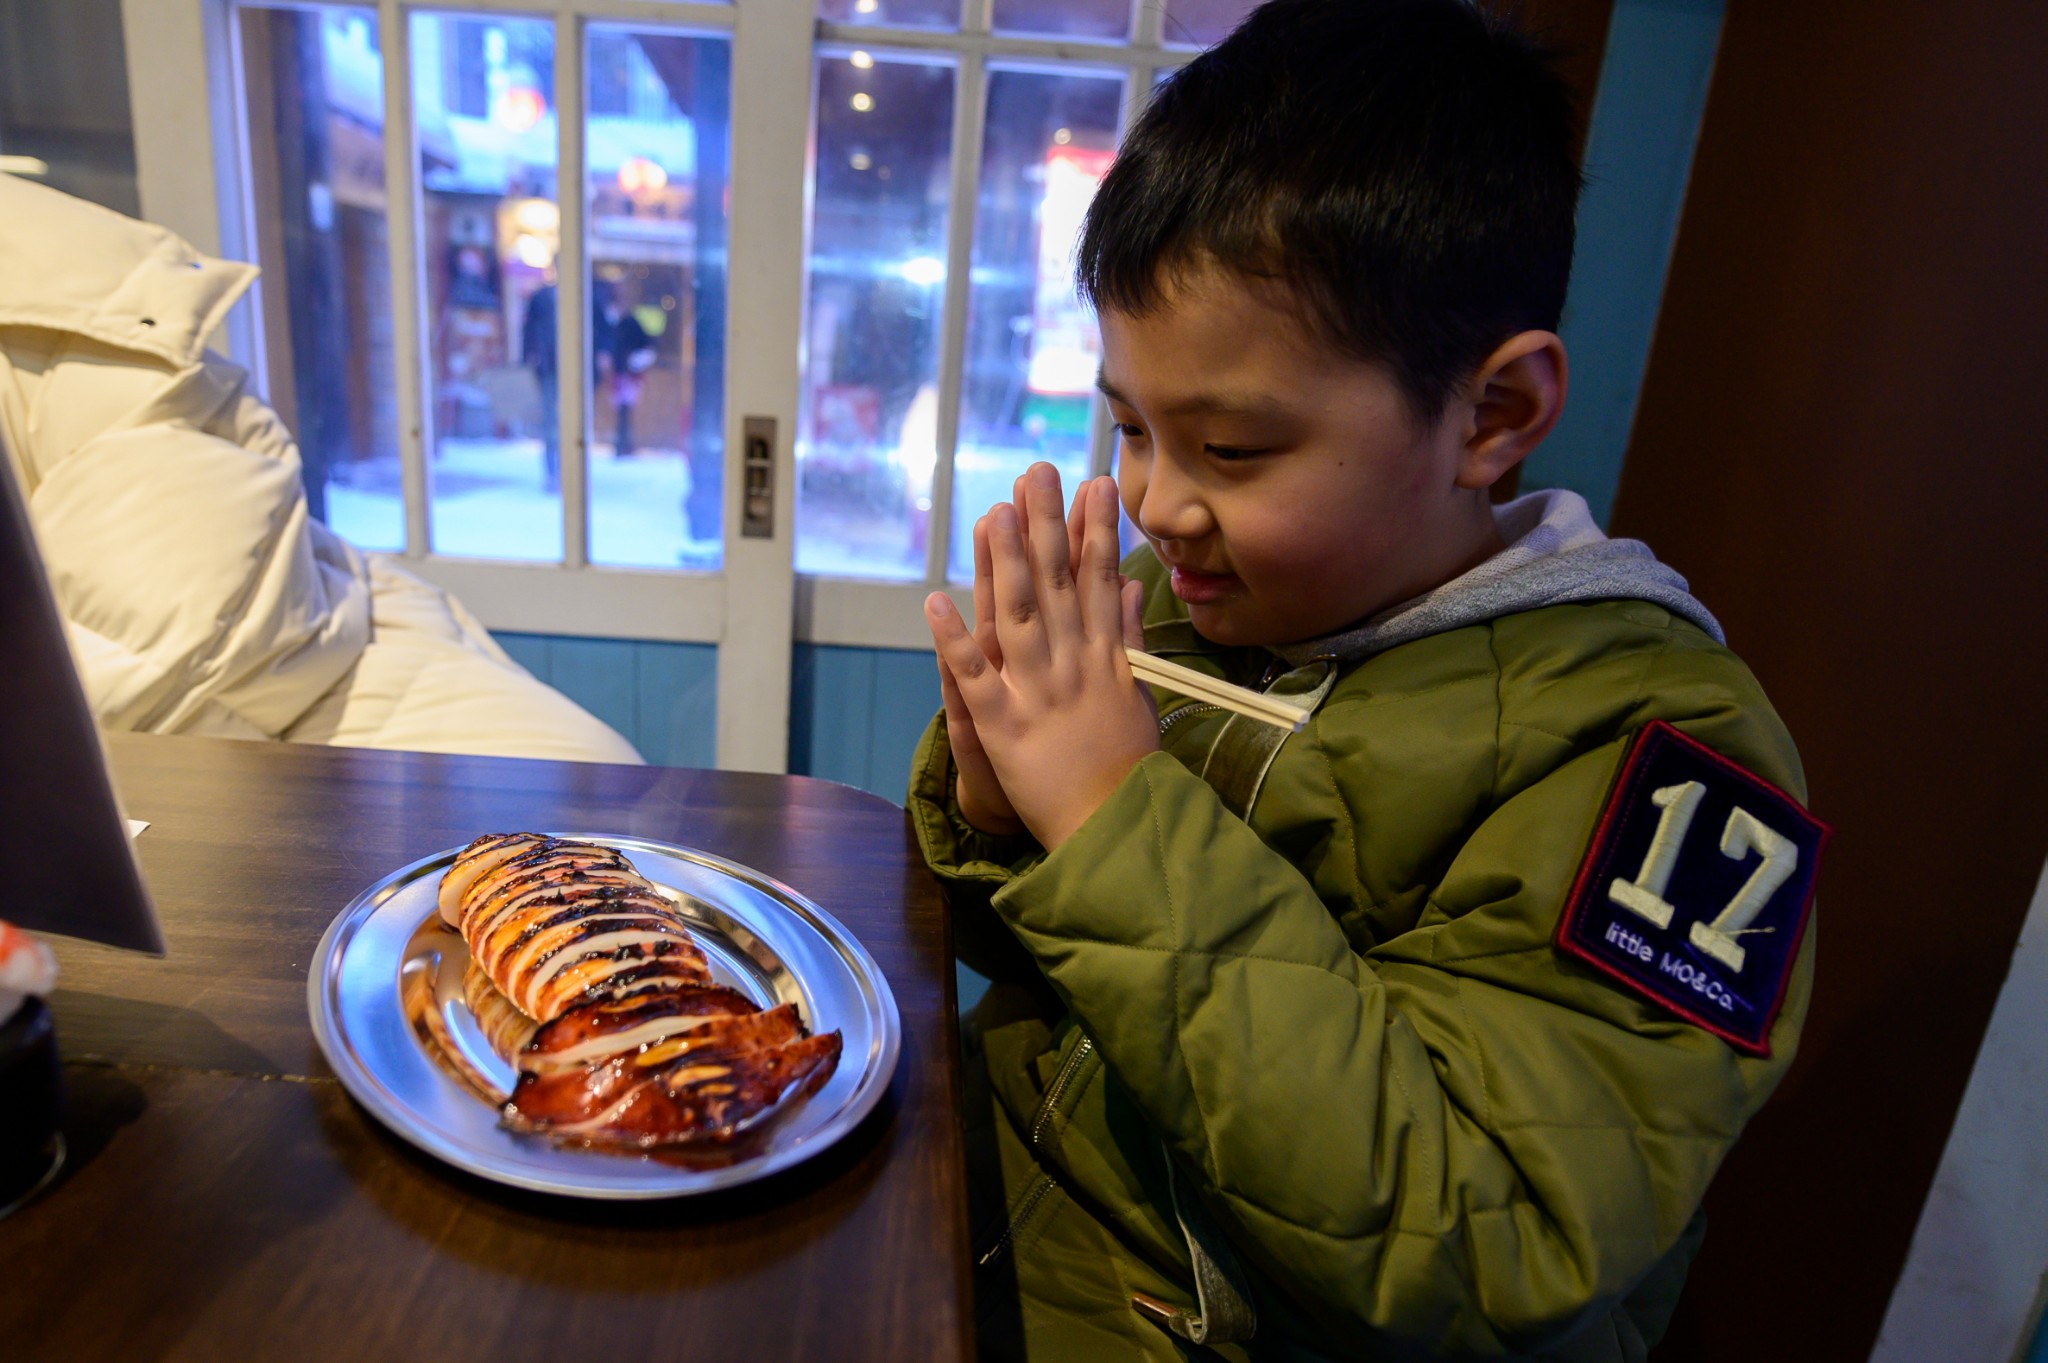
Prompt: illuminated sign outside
<box><xmin>1026</xmin><ymin>145</ymin><xmax>1114</xmax><ymax>398</ymax></box>
<box><xmin>617</xmin><ymin>155</ymin><xmax>669</xmax><ymax>197</ymax></box>
<box><xmin>497</xmin><ymin>84</ymin><xmax>548</xmax><ymax>134</ymax></box>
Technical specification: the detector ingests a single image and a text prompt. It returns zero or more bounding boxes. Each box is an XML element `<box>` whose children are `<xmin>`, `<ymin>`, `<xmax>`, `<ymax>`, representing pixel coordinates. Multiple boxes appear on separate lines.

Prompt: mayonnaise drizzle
<box><xmin>500</xmin><ymin>911</ymin><xmax>688</xmax><ymax>987</ymax></box>
<box><xmin>522</xmin><ymin>929</ymin><xmax>695</xmax><ymax>1013</ymax></box>
<box><xmin>523</xmin><ymin>1010</ymin><xmax>728</xmax><ymax>1072</ymax></box>
<box><xmin>469</xmin><ymin>865</ymin><xmax>643</xmax><ymax>947</ymax></box>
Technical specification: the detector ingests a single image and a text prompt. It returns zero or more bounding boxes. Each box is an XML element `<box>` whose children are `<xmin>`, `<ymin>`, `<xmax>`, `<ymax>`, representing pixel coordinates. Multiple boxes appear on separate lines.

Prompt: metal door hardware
<box><xmin>741</xmin><ymin>415</ymin><xmax>775</xmax><ymax>539</ymax></box>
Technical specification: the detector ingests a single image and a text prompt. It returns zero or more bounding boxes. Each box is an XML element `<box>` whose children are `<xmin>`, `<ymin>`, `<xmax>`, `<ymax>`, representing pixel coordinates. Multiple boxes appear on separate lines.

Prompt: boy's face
<box><xmin>1099</xmin><ymin>265</ymin><xmax>1499</xmax><ymax>649</ymax></box>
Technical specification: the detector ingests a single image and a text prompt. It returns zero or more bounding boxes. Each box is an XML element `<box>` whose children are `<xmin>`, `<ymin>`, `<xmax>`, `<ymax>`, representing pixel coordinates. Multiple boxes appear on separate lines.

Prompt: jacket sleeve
<box><xmin>988</xmin><ymin>728</ymin><xmax>1812</xmax><ymax>1355</ymax></box>
<box><xmin>905</xmin><ymin>706</ymin><xmax>1045</xmax><ymax>892</ymax></box>
<box><xmin>906</xmin><ymin>708</ymin><xmax>1064</xmax><ymax>985</ymax></box>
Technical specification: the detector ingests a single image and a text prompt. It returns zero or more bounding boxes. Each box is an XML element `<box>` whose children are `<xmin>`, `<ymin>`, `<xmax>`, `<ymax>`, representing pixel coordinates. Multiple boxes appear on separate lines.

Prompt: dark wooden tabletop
<box><xmin>1</xmin><ymin>732</ymin><xmax>971</xmax><ymax>1362</ymax></box>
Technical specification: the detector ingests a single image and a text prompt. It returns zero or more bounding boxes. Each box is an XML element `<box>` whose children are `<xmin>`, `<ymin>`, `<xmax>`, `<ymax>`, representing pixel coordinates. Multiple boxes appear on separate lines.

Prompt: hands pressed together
<box><xmin>924</xmin><ymin>463</ymin><xmax>1160</xmax><ymax>851</ymax></box>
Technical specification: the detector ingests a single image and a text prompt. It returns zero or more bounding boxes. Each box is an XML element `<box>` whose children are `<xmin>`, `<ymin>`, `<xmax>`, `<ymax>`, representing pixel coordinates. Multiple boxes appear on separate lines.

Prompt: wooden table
<box><xmin>1</xmin><ymin>733</ymin><xmax>971</xmax><ymax>1362</ymax></box>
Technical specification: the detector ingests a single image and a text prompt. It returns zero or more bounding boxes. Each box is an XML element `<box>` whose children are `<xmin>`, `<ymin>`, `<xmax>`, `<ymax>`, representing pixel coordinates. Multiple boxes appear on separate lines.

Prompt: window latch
<box><xmin>741</xmin><ymin>416</ymin><xmax>776</xmax><ymax>539</ymax></box>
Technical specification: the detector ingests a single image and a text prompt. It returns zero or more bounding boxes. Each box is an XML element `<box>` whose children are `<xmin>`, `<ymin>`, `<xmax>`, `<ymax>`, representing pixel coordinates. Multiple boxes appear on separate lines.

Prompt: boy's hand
<box><xmin>925</xmin><ymin>465</ymin><xmax>1154</xmax><ymax>851</ymax></box>
<box><xmin>935</xmin><ymin>510</ymin><xmax>1024</xmax><ymax>836</ymax></box>
<box><xmin>933</xmin><ymin>473</ymin><xmax>1104</xmax><ymax>837</ymax></box>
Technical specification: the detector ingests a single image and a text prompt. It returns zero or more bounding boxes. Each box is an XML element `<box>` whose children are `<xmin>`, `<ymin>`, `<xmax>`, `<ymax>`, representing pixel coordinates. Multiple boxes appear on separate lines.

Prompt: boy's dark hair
<box><xmin>1077</xmin><ymin>0</ymin><xmax>1583</xmax><ymax>420</ymax></box>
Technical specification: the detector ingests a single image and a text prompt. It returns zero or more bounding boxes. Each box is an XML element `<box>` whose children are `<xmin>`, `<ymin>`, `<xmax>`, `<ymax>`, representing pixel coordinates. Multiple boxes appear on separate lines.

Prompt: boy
<box><xmin>912</xmin><ymin>2</ymin><xmax>1823</xmax><ymax>1359</ymax></box>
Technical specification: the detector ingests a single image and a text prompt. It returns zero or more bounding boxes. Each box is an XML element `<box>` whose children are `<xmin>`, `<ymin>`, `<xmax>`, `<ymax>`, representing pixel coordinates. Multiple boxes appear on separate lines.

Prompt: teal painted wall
<box><xmin>789</xmin><ymin>643</ymin><xmax>942</xmax><ymax>803</ymax></box>
<box><xmin>1523</xmin><ymin>0</ymin><xmax>1727</xmax><ymax>526</ymax></box>
<box><xmin>493</xmin><ymin>632</ymin><xmax>718</xmax><ymax>768</ymax></box>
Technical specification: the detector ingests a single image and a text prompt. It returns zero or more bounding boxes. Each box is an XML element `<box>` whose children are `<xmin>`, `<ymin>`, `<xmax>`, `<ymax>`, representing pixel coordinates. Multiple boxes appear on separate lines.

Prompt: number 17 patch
<box><xmin>1556</xmin><ymin>721</ymin><xmax>1830</xmax><ymax>1056</ymax></box>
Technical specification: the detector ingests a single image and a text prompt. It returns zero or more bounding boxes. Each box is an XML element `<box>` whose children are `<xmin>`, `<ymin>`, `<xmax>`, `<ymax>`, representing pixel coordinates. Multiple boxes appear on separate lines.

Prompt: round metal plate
<box><xmin>308</xmin><ymin>834</ymin><xmax>901</xmax><ymax>1199</ymax></box>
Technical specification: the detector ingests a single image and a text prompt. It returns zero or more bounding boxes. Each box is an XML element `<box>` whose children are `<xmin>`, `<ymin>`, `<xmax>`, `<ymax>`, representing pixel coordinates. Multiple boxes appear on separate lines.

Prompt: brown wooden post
<box><xmin>1611</xmin><ymin>5</ymin><xmax>2048</xmax><ymax>1358</ymax></box>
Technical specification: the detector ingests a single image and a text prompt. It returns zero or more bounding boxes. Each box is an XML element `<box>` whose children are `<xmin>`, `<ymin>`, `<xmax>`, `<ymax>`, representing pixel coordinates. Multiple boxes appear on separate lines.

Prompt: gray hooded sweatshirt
<box><xmin>1273</xmin><ymin>487</ymin><xmax>1723</xmax><ymax>669</ymax></box>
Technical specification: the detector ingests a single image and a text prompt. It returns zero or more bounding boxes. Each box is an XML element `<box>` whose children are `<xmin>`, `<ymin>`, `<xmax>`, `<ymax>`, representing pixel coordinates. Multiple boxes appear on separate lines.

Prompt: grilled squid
<box><xmin>437</xmin><ymin>833</ymin><xmax>841</xmax><ymax>1148</ymax></box>
<box><xmin>505</xmin><ymin>985</ymin><xmax>842</xmax><ymax>1147</ymax></box>
<box><xmin>462</xmin><ymin>960</ymin><xmax>538</xmax><ymax>1063</ymax></box>
<box><xmin>440</xmin><ymin>833</ymin><xmax>710</xmax><ymax>1024</ymax></box>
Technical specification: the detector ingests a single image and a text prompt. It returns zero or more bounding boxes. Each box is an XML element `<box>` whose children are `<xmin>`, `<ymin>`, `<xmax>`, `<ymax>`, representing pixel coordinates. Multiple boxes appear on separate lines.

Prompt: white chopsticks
<box><xmin>1125</xmin><ymin>648</ymin><xmax>1311</xmax><ymax>732</ymax></box>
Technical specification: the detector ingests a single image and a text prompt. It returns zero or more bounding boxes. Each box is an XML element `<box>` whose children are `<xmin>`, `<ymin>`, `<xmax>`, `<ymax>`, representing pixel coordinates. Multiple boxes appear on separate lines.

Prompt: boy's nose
<box><xmin>1136</xmin><ymin>453</ymin><xmax>1214</xmax><ymax>545</ymax></box>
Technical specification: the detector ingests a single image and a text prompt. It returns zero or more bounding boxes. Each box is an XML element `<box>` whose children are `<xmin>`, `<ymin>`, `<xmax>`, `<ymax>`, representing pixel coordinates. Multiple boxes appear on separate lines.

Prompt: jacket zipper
<box><xmin>979</xmin><ymin>1035</ymin><xmax>1098</xmax><ymax>1269</ymax></box>
<box><xmin>977</xmin><ymin>1172</ymin><xmax>1057</xmax><ymax>1267</ymax></box>
<box><xmin>1031</xmin><ymin>1036</ymin><xmax>1096</xmax><ymax>1151</ymax></box>
<box><xmin>1158</xmin><ymin>701</ymin><xmax>1221</xmax><ymax>739</ymax></box>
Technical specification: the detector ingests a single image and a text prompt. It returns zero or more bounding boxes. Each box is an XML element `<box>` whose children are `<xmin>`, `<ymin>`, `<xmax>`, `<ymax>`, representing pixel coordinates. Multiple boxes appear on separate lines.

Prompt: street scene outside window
<box><xmin>947</xmin><ymin>66</ymin><xmax>1121</xmax><ymax>582</ymax></box>
<box><xmin>412</xmin><ymin>10</ymin><xmax>564</xmax><ymax>562</ymax></box>
<box><xmin>796</xmin><ymin>49</ymin><xmax>955</xmax><ymax>580</ymax></box>
<box><xmin>239</xmin><ymin>7</ymin><xmax>729</xmax><ymax>568</ymax></box>
<box><xmin>238</xmin><ymin>6</ymin><xmax>403</xmax><ymax>551</ymax></box>
<box><xmin>241</xmin><ymin>0</ymin><xmax>1263</xmax><ymax>582</ymax></box>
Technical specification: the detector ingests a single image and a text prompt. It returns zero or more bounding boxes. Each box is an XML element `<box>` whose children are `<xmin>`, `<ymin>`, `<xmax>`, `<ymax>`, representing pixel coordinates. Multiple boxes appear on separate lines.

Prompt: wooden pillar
<box><xmin>1610</xmin><ymin>4</ymin><xmax>2048</xmax><ymax>1358</ymax></box>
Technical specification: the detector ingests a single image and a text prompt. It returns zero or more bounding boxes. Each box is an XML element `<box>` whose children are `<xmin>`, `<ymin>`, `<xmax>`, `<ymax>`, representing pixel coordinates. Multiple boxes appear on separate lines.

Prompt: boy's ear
<box><xmin>1453</xmin><ymin>330</ymin><xmax>1568</xmax><ymax>491</ymax></box>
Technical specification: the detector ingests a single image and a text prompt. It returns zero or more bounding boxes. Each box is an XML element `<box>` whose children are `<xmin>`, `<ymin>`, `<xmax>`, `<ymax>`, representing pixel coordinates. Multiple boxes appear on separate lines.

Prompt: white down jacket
<box><xmin>0</xmin><ymin>175</ymin><xmax>640</xmax><ymax>764</ymax></box>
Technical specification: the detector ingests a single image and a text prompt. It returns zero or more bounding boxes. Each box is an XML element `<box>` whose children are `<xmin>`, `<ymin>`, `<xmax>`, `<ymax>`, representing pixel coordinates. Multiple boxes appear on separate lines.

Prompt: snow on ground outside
<box><xmin>323</xmin><ymin>436</ymin><xmax>1080</xmax><ymax>583</ymax></box>
<box><xmin>325</xmin><ymin>438</ymin><xmax>717</xmax><ymax>568</ymax></box>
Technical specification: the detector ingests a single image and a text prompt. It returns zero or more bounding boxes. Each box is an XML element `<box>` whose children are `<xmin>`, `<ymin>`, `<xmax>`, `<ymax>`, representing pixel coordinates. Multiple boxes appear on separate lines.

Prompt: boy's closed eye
<box><xmin>1110</xmin><ymin>423</ymin><xmax>1274</xmax><ymax>459</ymax></box>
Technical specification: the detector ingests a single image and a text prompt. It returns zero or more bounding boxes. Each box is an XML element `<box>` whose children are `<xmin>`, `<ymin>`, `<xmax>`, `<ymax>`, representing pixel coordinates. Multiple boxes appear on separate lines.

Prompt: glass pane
<box><xmin>238</xmin><ymin>6</ymin><xmax>403</xmax><ymax>552</ymax></box>
<box><xmin>584</xmin><ymin>27</ymin><xmax>729</xmax><ymax>571</ymax></box>
<box><xmin>816</xmin><ymin>0</ymin><xmax>958</xmax><ymax>31</ymax></box>
<box><xmin>0</xmin><ymin>0</ymin><xmax>140</xmax><ymax>217</ymax></box>
<box><xmin>1161</xmin><ymin>0</ymin><xmax>1258</xmax><ymax>49</ymax></box>
<box><xmin>798</xmin><ymin>52</ymin><xmax>956</xmax><ymax>581</ymax></box>
<box><xmin>991</xmin><ymin>0</ymin><xmax>1128</xmax><ymax>42</ymax></box>
<box><xmin>949</xmin><ymin>68</ymin><xmax>1120</xmax><ymax>582</ymax></box>
<box><xmin>413</xmin><ymin>11</ymin><xmax>560</xmax><ymax>561</ymax></box>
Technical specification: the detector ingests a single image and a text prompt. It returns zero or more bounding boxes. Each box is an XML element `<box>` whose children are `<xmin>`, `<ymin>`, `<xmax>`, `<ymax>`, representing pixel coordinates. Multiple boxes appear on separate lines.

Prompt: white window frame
<box><xmin>126</xmin><ymin>0</ymin><xmax>1210</xmax><ymax>765</ymax></box>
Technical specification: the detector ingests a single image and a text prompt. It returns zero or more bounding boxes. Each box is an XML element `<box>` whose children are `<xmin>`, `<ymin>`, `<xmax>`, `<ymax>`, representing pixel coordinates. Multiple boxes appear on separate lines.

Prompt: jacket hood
<box><xmin>0</xmin><ymin>173</ymin><xmax>255</xmax><ymax>369</ymax></box>
<box><xmin>1273</xmin><ymin>488</ymin><xmax>1724</xmax><ymax>667</ymax></box>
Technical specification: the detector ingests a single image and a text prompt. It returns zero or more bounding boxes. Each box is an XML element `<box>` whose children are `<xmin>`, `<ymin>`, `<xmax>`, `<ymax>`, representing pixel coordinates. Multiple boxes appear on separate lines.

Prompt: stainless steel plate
<box><xmin>308</xmin><ymin>834</ymin><xmax>901</xmax><ymax>1198</ymax></box>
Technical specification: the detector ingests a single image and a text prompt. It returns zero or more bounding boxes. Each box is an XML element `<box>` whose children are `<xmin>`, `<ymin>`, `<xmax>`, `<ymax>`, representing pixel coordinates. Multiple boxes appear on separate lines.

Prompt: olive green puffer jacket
<box><xmin>908</xmin><ymin>549</ymin><xmax>1813</xmax><ymax>1362</ymax></box>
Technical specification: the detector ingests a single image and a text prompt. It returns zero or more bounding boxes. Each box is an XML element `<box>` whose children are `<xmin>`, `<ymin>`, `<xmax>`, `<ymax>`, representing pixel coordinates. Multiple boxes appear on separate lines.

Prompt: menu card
<box><xmin>0</xmin><ymin>451</ymin><xmax>165</xmax><ymax>955</ymax></box>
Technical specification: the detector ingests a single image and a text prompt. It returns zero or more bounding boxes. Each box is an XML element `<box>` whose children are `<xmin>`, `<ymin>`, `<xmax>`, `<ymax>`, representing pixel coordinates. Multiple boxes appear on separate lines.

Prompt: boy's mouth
<box><xmin>1169</xmin><ymin>566</ymin><xmax>1239</xmax><ymax>604</ymax></box>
